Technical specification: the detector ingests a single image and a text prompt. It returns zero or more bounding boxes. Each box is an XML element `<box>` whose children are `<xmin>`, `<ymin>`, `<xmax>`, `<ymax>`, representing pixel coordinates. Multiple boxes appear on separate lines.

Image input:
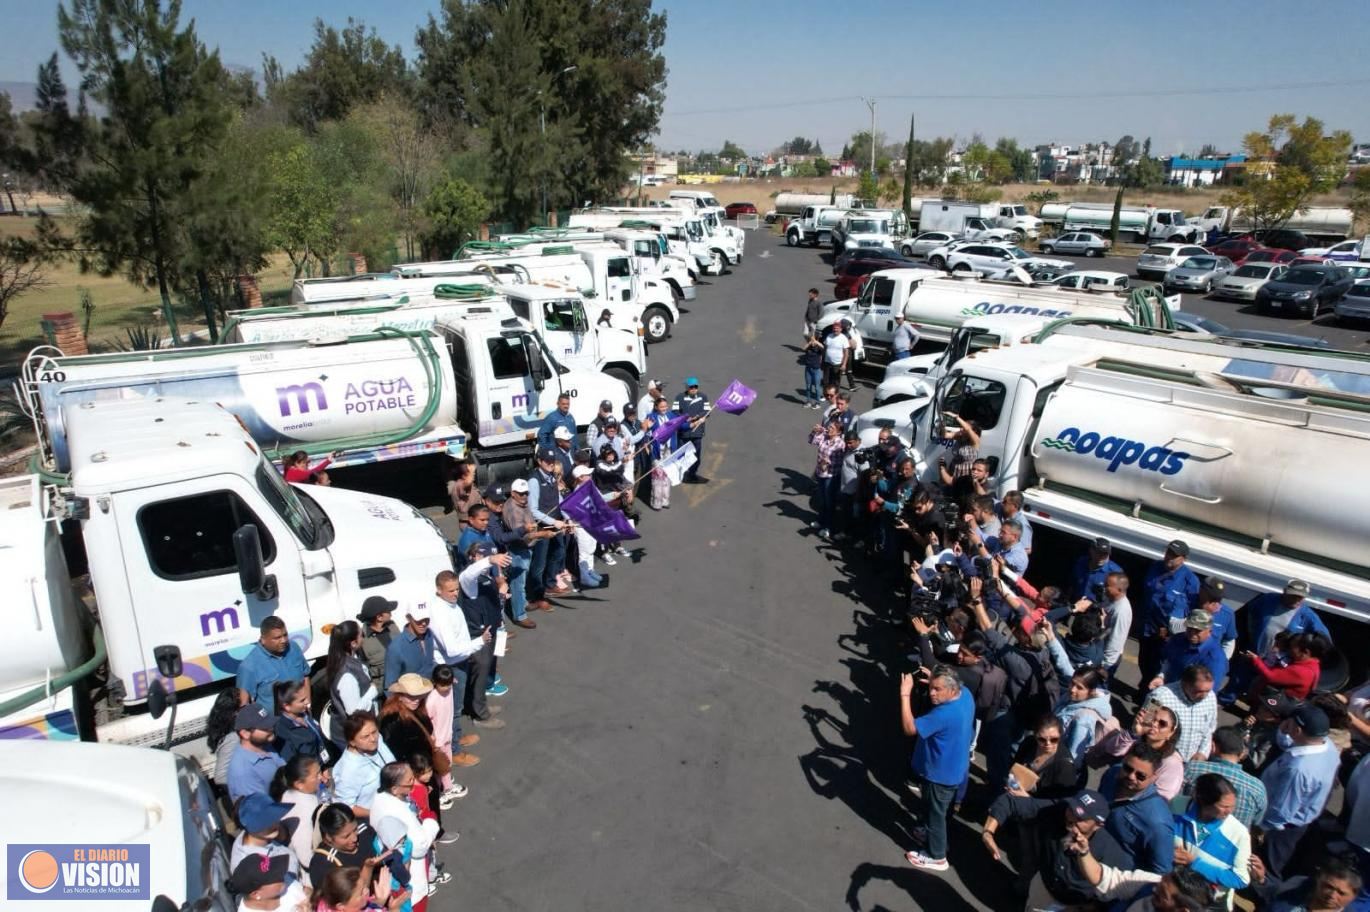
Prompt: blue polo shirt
<box><xmin>1070</xmin><ymin>556</ymin><xmax>1123</xmax><ymax>602</ymax></box>
<box><xmin>1245</xmin><ymin>594</ymin><xmax>1330</xmax><ymax>656</ymax></box>
<box><xmin>536</xmin><ymin>409</ymin><xmax>576</xmax><ymax>450</ymax></box>
<box><xmin>235</xmin><ymin>641</ymin><xmax>310</xmax><ymax>707</ymax></box>
<box><xmin>226</xmin><ymin>744</ymin><xmax>285</xmax><ymax>802</ymax></box>
<box><xmin>1161</xmin><ymin>633</ymin><xmax>1229</xmax><ymax>687</ymax></box>
<box><xmin>1209</xmin><ymin>605</ymin><xmax>1237</xmax><ymax>648</ymax></box>
<box><xmin>1140</xmin><ymin>562</ymin><xmax>1200</xmax><ymax>636</ymax></box>
<box><xmin>911</xmin><ymin>687</ymin><xmax>974</xmax><ymax>787</ymax></box>
<box><xmin>383</xmin><ymin>628</ymin><xmax>439</xmax><ymax>688</ymax></box>
<box><xmin>1099</xmin><ymin>770</ymin><xmax>1175</xmax><ymax>873</ymax></box>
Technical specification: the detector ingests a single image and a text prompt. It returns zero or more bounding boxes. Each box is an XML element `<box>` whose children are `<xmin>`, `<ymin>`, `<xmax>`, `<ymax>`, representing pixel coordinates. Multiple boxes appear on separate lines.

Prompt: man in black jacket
<box><xmin>674</xmin><ymin>376</ymin><xmax>712</xmax><ymax>484</ymax></box>
<box><xmin>981</xmin><ymin>788</ymin><xmax>1132</xmax><ymax>909</ymax></box>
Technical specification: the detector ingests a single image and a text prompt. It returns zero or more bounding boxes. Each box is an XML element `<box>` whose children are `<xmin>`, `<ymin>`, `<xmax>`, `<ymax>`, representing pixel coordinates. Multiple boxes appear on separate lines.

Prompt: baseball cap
<box><xmin>553</xmin><ymin>426</ymin><xmax>573</xmax><ymax>441</ymax></box>
<box><xmin>1090</xmin><ymin>537</ymin><xmax>1111</xmax><ymax>554</ymax></box>
<box><xmin>1284</xmin><ymin>579</ymin><xmax>1311</xmax><ymax>598</ymax></box>
<box><xmin>1291</xmin><ymin>704</ymin><xmax>1330</xmax><ymax>737</ymax></box>
<box><xmin>237</xmin><ymin>793</ymin><xmax>292</xmax><ymax>834</ymax></box>
<box><xmin>1183</xmin><ymin>609</ymin><xmax>1212</xmax><ymax>630</ymax></box>
<box><xmin>473</xmin><ymin>542</ymin><xmax>499</xmax><ymax>558</ymax></box>
<box><xmin>227</xmin><ymin>852</ymin><xmax>292</xmax><ymax>894</ymax></box>
<box><xmin>572</xmin><ymin>465</ymin><xmax>593</xmax><ymax>479</ymax></box>
<box><xmin>648</xmin><ymin>378</ymin><xmax>663</xmax><ymax>389</ymax></box>
<box><xmin>406</xmin><ymin>601</ymin><xmax>432</xmax><ymax>622</ymax></box>
<box><xmin>359</xmin><ymin>594</ymin><xmax>397</xmax><ymax>621</ymax></box>
<box><xmin>483</xmin><ymin>483</ymin><xmax>508</xmax><ymax>502</ymax></box>
<box><xmin>536</xmin><ymin>446</ymin><xmax>559</xmax><ymax>462</ymax></box>
<box><xmin>894</xmin><ymin>312</ymin><xmax>905</xmax><ymax>320</ymax></box>
<box><xmin>1165</xmin><ymin>539</ymin><xmax>1190</xmax><ymax>557</ymax></box>
<box><xmin>1067</xmin><ymin>789</ymin><xmax>1110</xmax><ymax>825</ymax></box>
<box><xmin>1200</xmin><ymin>579</ymin><xmax>1225</xmax><ymax>602</ymax></box>
<box><xmin>603</xmin><ymin>417</ymin><xmax>618</xmax><ymax>429</ymax></box>
<box><xmin>623</xmin><ymin>403</ymin><xmax>637</xmax><ymax>415</ymax></box>
<box><xmin>511</xmin><ymin>479</ymin><xmax>530</xmax><ymax>494</ymax></box>
<box><xmin>684</xmin><ymin>376</ymin><xmax>699</xmax><ymax>387</ymax></box>
<box><xmin>234</xmin><ymin>703</ymin><xmax>277</xmax><ymax>732</ymax></box>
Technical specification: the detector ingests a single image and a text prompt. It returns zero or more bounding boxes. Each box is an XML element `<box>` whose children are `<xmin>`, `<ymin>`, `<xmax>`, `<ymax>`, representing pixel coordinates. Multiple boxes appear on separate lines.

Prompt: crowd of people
<box><xmin>203</xmin><ymin>380</ymin><xmax>713</xmax><ymax>911</ymax></box>
<box><xmin>801</xmin><ymin>374</ymin><xmax>1370</xmax><ymax>911</ymax></box>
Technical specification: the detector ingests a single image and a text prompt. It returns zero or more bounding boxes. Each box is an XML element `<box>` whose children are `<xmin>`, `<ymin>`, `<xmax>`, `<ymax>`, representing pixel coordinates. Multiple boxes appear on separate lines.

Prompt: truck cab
<box><xmin>667</xmin><ymin>190</ymin><xmax>746</xmax><ymax>259</ymax></box>
<box><xmin>585</xmin><ymin>206</ymin><xmax>719</xmax><ymax>276</ymax></box>
<box><xmin>786</xmin><ymin>205</ymin><xmax>847</xmax><ymax>248</ymax></box>
<box><xmin>996</xmin><ymin>204</ymin><xmax>1043</xmax><ymax>239</ymax></box>
<box><xmin>501</xmin><ymin>226</ymin><xmax>697</xmax><ymax>303</ymax></box>
<box><xmin>0</xmin><ymin>397</ymin><xmax>453</xmax><ymax>748</ymax></box>
<box><xmin>831</xmin><ymin>210</ymin><xmax>898</xmax><ymax>252</ymax></box>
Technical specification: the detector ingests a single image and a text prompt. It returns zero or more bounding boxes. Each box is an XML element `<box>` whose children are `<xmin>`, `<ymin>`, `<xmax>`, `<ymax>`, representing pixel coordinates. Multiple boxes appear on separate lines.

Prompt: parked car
<box><xmin>944</xmin><ymin>242</ymin><xmax>1072</xmax><ymax>275</ymax></box>
<box><xmin>1239</xmin><ymin>248</ymin><xmax>1297</xmax><ymax>267</ymax></box>
<box><xmin>1163</xmin><ymin>256</ymin><xmax>1236</xmax><ymax>293</ymax></box>
<box><xmin>1204</xmin><ymin>237</ymin><xmax>1263</xmax><ymax>261</ymax></box>
<box><xmin>899</xmin><ymin>231</ymin><xmax>960</xmax><ymax>258</ymax></box>
<box><xmin>1341</xmin><ymin>263</ymin><xmax>1370</xmax><ymax>281</ymax></box>
<box><xmin>1253</xmin><ymin>228</ymin><xmax>1314</xmax><ymax>252</ymax></box>
<box><xmin>923</xmin><ymin>238</ymin><xmax>980</xmax><ymax>269</ymax></box>
<box><xmin>833</xmin><ymin>252</ymin><xmax>920</xmax><ymax>298</ymax></box>
<box><xmin>1136</xmin><ymin>243</ymin><xmax>1211</xmax><ymax>279</ymax></box>
<box><xmin>724</xmin><ymin>201</ymin><xmax>758</xmax><ymax>220</ymax></box>
<box><xmin>1299</xmin><ymin>239</ymin><xmax>1362</xmax><ymax>262</ymax></box>
<box><xmin>1044</xmin><ymin>270</ymin><xmax>1130</xmax><ymax>292</ymax></box>
<box><xmin>1255</xmin><ymin>264</ymin><xmax>1354</xmax><ymax>317</ymax></box>
<box><xmin>1211</xmin><ymin>263</ymin><xmax>1288</xmax><ymax>301</ymax></box>
<box><xmin>1171</xmin><ymin>312</ymin><xmax>1329</xmax><ymax>348</ymax></box>
<box><xmin>1039</xmin><ymin>231</ymin><xmax>1111</xmax><ymax>257</ymax></box>
<box><xmin>1289</xmin><ymin>255</ymin><xmax>1336</xmax><ymax>268</ymax></box>
<box><xmin>1333</xmin><ymin>280</ymin><xmax>1370</xmax><ymax>324</ymax></box>
<box><xmin>833</xmin><ymin>246</ymin><xmax>905</xmax><ymax>274</ymax></box>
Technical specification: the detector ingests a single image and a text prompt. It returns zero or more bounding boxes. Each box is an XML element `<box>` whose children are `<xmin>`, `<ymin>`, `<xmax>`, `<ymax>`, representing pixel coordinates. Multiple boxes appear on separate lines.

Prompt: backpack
<box><xmin>1013</xmin><ymin>648</ymin><xmax>1061</xmax><ymax>729</ymax></box>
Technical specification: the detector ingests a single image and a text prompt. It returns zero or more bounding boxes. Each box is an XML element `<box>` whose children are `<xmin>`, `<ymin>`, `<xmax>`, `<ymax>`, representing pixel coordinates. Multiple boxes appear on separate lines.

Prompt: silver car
<box><xmin>1334</xmin><ymin>280</ymin><xmax>1370</xmax><ymax>324</ymax></box>
<box><xmin>900</xmin><ymin>231</ymin><xmax>960</xmax><ymax>258</ymax></box>
<box><xmin>1212</xmin><ymin>263</ymin><xmax>1287</xmax><ymax>301</ymax></box>
<box><xmin>1164</xmin><ymin>255</ymin><xmax>1235</xmax><ymax>293</ymax></box>
<box><xmin>1040</xmin><ymin>231</ymin><xmax>1111</xmax><ymax>257</ymax></box>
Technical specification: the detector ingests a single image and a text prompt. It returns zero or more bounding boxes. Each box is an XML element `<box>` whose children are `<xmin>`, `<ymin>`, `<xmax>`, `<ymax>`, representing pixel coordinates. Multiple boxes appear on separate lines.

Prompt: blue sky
<box><xmin>5</xmin><ymin>0</ymin><xmax>1369</xmax><ymax>157</ymax></box>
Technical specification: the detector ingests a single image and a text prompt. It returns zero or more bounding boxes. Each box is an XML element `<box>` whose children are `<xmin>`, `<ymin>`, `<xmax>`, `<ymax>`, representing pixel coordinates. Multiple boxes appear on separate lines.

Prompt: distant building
<box><xmin>1164</xmin><ymin>154</ymin><xmax>1245</xmax><ymax>188</ymax></box>
<box><xmin>629</xmin><ymin>152</ymin><xmax>678</xmax><ymax>181</ymax></box>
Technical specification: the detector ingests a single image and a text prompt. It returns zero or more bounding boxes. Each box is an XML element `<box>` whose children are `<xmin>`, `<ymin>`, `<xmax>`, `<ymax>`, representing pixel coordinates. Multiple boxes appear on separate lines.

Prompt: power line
<box><xmin>664</xmin><ymin>77</ymin><xmax>1370</xmax><ymax>117</ymax></box>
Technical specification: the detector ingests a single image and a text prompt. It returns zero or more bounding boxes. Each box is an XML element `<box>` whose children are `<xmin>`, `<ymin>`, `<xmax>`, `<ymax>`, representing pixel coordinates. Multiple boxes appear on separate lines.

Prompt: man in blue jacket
<box><xmin>1152</xmin><ymin>610</ymin><xmax>1229</xmax><ymax>691</ymax></box>
<box><xmin>1069</xmin><ymin>537</ymin><xmax>1123</xmax><ymax>602</ymax></box>
<box><xmin>1100</xmin><ymin>742</ymin><xmax>1175</xmax><ymax>874</ymax></box>
<box><xmin>674</xmin><ymin>376</ymin><xmax>711</xmax><ymax>484</ymax></box>
<box><xmin>536</xmin><ymin>394</ymin><xmax>576</xmax><ymax>451</ymax></box>
<box><xmin>1137</xmin><ymin>540</ymin><xmax>1201</xmax><ymax>686</ymax></box>
<box><xmin>1220</xmin><ymin>579</ymin><xmax>1328</xmax><ymax>705</ymax></box>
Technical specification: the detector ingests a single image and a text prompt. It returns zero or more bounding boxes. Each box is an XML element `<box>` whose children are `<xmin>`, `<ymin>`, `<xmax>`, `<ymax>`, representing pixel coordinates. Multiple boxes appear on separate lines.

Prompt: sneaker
<box><xmin>438</xmin><ymin>793</ymin><xmax>456</xmax><ymax>810</ymax></box>
<box><xmin>486</xmin><ymin>704</ymin><xmax>504</xmax><ymax>715</ymax></box>
<box><xmin>428</xmin><ymin>883</ymin><xmax>439</xmax><ymax>897</ymax></box>
<box><xmin>490</xmin><ymin>674</ymin><xmax>503</xmax><ymax>687</ymax></box>
<box><xmin>473</xmin><ymin>716</ymin><xmax>506</xmax><ymax>729</ymax></box>
<box><xmin>818</xmin><ymin>528</ymin><xmax>830</xmax><ymax>540</ymax></box>
<box><xmin>485</xmin><ymin>681</ymin><xmax>509</xmax><ymax>697</ymax></box>
<box><xmin>808</xmin><ymin>521</ymin><xmax>822</xmax><ymax>529</ymax></box>
<box><xmin>614</xmin><ymin>544</ymin><xmax>629</xmax><ymax>556</ymax></box>
<box><xmin>436</xmin><ymin>834</ymin><xmax>459</xmax><ymax>847</ymax></box>
<box><xmin>601</xmin><ymin>552</ymin><xmax>617</xmax><ymax>566</ymax></box>
<box><xmin>443</xmin><ymin>783</ymin><xmax>469</xmax><ymax>800</ymax></box>
<box><xmin>904</xmin><ymin>850</ymin><xmax>948</xmax><ymax>872</ymax></box>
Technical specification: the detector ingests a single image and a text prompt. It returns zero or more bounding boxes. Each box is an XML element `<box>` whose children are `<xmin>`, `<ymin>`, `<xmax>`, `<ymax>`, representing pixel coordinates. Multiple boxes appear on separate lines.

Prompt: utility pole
<box><xmin>862</xmin><ymin>97</ymin><xmax>877</xmax><ymax>179</ymax></box>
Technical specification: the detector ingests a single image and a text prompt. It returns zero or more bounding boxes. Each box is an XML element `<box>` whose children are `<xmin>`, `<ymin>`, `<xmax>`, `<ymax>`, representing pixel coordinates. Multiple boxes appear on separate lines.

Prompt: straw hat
<box><xmin>388</xmin><ymin>673</ymin><xmax>433</xmax><ymax>697</ymax></box>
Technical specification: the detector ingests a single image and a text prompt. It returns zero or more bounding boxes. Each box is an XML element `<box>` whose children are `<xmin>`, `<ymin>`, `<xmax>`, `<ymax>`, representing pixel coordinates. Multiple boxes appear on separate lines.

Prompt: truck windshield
<box><xmin>849</xmin><ymin>220</ymin><xmax>887</xmax><ymax>233</ymax></box>
<box><xmin>1007</xmin><ymin>247</ymin><xmax>1032</xmax><ymax>260</ymax></box>
<box><xmin>1010</xmin><ymin>206</ymin><xmax>1028</xmax><ymax>216</ymax></box>
<box><xmin>687</xmin><ymin>221</ymin><xmax>704</xmax><ymax>240</ymax></box>
<box><xmin>256</xmin><ymin>462</ymin><xmax>323</xmax><ymax>549</ymax></box>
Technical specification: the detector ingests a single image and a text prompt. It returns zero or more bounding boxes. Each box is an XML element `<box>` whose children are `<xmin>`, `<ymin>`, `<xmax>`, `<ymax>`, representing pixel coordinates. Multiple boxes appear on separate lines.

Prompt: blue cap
<box><xmin>537</xmin><ymin>446</ymin><xmax>559</xmax><ymax>462</ymax></box>
<box><xmin>238</xmin><ymin>793</ymin><xmax>292</xmax><ymax>833</ymax></box>
<box><xmin>685</xmin><ymin>376</ymin><xmax>699</xmax><ymax>387</ymax></box>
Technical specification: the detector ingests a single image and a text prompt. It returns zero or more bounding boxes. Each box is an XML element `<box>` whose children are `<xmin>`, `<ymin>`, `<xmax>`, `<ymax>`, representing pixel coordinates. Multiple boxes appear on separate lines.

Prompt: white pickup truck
<box><xmin>786</xmin><ymin>205</ymin><xmax>848</xmax><ymax>248</ymax></box>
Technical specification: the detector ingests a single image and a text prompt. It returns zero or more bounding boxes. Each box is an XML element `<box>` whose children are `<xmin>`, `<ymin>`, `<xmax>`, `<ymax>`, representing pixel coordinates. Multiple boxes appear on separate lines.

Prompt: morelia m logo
<box><xmin>1043</xmin><ymin>427</ymin><xmax>1191</xmax><ymax>475</ymax></box>
<box><xmin>966</xmin><ymin>302</ymin><xmax>1073</xmax><ymax>318</ymax></box>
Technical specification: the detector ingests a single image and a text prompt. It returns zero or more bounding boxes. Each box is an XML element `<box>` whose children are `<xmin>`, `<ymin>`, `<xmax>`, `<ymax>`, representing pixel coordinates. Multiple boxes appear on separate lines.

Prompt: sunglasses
<box><xmin>1037</xmin><ymin>735</ymin><xmax>1060</xmax><ymax>744</ymax></box>
<box><xmin>411</xmin><ymin>618</ymin><xmax>430</xmax><ymax>626</ymax></box>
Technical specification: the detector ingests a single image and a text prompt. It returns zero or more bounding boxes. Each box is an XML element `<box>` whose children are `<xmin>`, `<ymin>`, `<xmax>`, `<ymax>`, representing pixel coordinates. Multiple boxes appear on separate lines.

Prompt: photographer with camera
<box><xmin>899</xmin><ymin>664</ymin><xmax>976</xmax><ymax>872</ymax></box>
<box><xmin>1069</xmin><ymin>571</ymin><xmax>1132</xmax><ymax>678</ymax></box>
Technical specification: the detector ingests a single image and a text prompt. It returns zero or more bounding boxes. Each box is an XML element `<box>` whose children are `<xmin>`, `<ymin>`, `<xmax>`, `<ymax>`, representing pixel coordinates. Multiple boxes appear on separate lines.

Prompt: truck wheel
<box><xmin>1167</xmin><ymin>235</ymin><xmax>1186</xmax><ymax>243</ymax></box>
<box><xmin>930</xmin><ymin>255</ymin><xmax>947</xmax><ymax>270</ymax></box>
<box><xmin>786</xmin><ymin>231</ymin><xmax>800</xmax><ymax>247</ymax></box>
<box><xmin>604</xmin><ymin>367</ymin><xmax>639</xmax><ymax>402</ymax></box>
<box><xmin>644</xmin><ymin>307</ymin><xmax>671</xmax><ymax>344</ymax></box>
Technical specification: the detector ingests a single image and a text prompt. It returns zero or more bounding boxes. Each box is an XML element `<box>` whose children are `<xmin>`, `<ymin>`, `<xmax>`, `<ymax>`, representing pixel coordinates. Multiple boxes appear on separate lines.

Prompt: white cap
<box><xmin>406</xmin><ymin>601</ymin><xmax>432</xmax><ymax>622</ymax></box>
<box><xmin>511</xmin><ymin>478</ymin><xmax>530</xmax><ymax>493</ymax></box>
<box><xmin>553</xmin><ymin>426</ymin><xmax>573</xmax><ymax>441</ymax></box>
<box><xmin>572</xmin><ymin>465</ymin><xmax>593</xmax><ymax>479</ymax></box>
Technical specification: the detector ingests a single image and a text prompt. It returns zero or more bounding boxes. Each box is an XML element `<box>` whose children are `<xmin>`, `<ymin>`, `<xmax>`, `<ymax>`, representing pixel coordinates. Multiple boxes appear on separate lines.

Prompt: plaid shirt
<box><xmin>809</xmin><ymin>430</ymin><xmax>845</xmax><ymax>478</ymax></box>
<box><xmin>1147</xmin><ymin>682</ymin><xmax>1218</xmax><ymax>763</ymax></box>
<box><xmin>1181</xmin><ymin>757</ymin><xmax>1268</xmax><ymax>830</ymax></box>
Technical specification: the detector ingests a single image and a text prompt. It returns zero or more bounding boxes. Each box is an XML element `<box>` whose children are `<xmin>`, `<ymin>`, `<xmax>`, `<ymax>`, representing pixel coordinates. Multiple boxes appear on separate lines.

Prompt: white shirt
<box><xmin>372</xmin><ymin>791</ymin><xmax>440</xmax><ymax>902</ymax></box>
<box><xmin>1101</xmin><ymin>595</ymin><xmax>1133</xmax><ymax>668</ymax></box>
<box><xmin>824</xmin><ymin>331</ymin><xmax>850</xmax><ymax>364</ymax></box>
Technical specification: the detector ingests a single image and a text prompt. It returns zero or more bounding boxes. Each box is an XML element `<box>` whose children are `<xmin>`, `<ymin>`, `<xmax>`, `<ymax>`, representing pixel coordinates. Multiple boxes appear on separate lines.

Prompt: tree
<box><xmin>1350</xmin><ymin>169</ymin><xmax>1370</xmax><ymax>234</ymax></box>
<box><xmin>264</xmin><ymin>18</ymin><xmax>410</xmax><ymax>131</ymax></box>
<box><xmin>348</xmin><ymin>96</ymin><xmax>444</xmax><ymax>260</ymax></box>
<box><xmin>847</xmin><ymin>130</ymin><xmax>886</xmax><ymax>175</ymax></box>
<box><xmin>56</xmin><ymin>0</ymin><xmax>236</xmax><ymax>342</ymax></box>
<box><xmin>1198</xmin><ymin>143</ymin><xmax>1219</xmax><ymax>159</ymax></box>
<box><xmin>961</xmin><ymin>141</ymin><xmax>991</xmax><ymax>182</ymax></box>
<box><xmin>906</xmin><ymin>137</ymin><xmax>953</xmax><ymax>187</ymax></box>
<box><xmin>416</xmin><ymin>0</ymin><xmax>667</xmax><ymax>219</ymax></box>
<box><xmin>840</xmin><ymin>142</ymin><xmax>852</xmax><ymax>161</ymax></box>
<box><xmin>902</xmin><ymin>113</ymin><xmax>915</xmax><ymax>219</ymax></box>
<box><xmin>27</xmin><ymin>52</ymin><xmax>84</xmax><ymax>189</ymax></box>
<box><xmin>789</xmin><ymin>159</ymin><xmax>817</xmax><ymax>178</ymax></box>
<box><xmin>785</xmin><ymin>137</ymin><xmax>813</xmax><ymax>156</ymax></box>
<box><xmin>1114</xmin><ymin>135</ymin><xmax>1138</xmax><ymax>166</ymax></box>
<box><xmin>264</xmin><ymin>134</ymin><xmax>337</xmax><ymax>278</ymax></box>
<box><xmin>994</xmin><ymin>138</ymin><xmax>1036</xmax><ymax>183</ymax></box>
<box><xmin>857</xmin><ymin>171</ymin><xmax>878</xmax><ymax>204</ymax></box>
<box><xmin>0</xmin><ymin>237</ymin><xmax>50</xmax><ymax>331</ymax></box>
<box><xmin>1220</xmin><ymin>114</ymin><xmax>1352</xmax><ymax>236</ymax></box>
<box><xmin>1109</xmin><ymin>187</ymin><xmax>1124</xmax><ymax>245</ymax></box>
<box><xmin>812</xmin><ymin>157</ymin><xmax>830</xmax><ymax>176</ymax></box>
<box><xmin>421</xmin><ymin>174</ymin><xmax>489</xmax><ymax>259</ymax></box>
<box><xmin>0</xmin><ymin>93</ymin><xmax>20</xmax><ymax>212</ymax></box>
<box><xmin>812</xmin><ymin>140</ymin><xmax>822</xmax><ymax>156</ymax></box>
<box><xmin>719</xmin><ymin>140</ymin><xmax>745</xmax><ymax>161</ymax></box>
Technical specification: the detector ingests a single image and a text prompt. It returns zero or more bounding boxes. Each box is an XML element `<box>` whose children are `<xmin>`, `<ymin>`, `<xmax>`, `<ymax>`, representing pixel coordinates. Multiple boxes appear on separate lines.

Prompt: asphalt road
<box><xmin>418</xmin><ymin>235</ymin><xmax>1048</xmax><ymax>912</ymax></box>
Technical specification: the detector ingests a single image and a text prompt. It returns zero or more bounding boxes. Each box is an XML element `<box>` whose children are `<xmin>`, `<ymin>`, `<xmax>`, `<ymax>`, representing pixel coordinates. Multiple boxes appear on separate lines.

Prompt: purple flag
<box><xmin>651</xmin><ymin>413</ymin><xmax>690</xmax><ymax>443</ymax></box>
<box><xmin>558</xmin><ymin>480</ymin><xmax>640</xmax><ymax>545</ymax></box>
<box><xmin>716</xmin><ymin>378</ymin><xmax>757</xmax><ymax>414</ymax></box>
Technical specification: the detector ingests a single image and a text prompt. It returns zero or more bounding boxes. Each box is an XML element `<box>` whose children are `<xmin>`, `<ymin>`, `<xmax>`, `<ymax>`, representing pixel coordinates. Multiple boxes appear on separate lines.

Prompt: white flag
<box><xmin>658</xmin><ymin>440</ymin><xmax>697</xmax><ymax>486</ymax></box>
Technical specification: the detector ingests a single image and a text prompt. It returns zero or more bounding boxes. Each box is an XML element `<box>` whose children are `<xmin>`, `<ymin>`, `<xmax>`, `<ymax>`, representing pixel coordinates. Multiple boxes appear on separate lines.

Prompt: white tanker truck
<box><xmin>0</xmin><ymin>397</ymin><xmax>451</xmax><ymax>752</ymax></box>
<box><xmin>25</xmin><ymin>315</ymin><xmax>630</xmax><ymax>481</ymax></box>
<box><xmin>902</xmin><ymin>324</ymin><xmax>1370</xmax><ymax>620</ymax></box>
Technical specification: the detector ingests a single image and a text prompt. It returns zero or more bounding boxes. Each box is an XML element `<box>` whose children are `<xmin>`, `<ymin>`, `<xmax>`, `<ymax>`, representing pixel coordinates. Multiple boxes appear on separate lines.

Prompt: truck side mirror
<box><xmin>526</xmin><ymin>338</ymin><xmax>547</xmax><ymax>390</ymax></box>
<box><xmin>233</xmin><ymin>524</ymin><xmax>278</xmax><ymax>601</ymax></box>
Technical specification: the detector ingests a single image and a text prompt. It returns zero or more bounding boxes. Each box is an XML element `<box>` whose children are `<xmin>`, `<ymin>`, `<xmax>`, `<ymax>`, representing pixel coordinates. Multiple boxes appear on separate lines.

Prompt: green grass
<box><xmin>0</xmin><ymin>216</ymin><xmax>297</xmax><ymax>372</ymax></box>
